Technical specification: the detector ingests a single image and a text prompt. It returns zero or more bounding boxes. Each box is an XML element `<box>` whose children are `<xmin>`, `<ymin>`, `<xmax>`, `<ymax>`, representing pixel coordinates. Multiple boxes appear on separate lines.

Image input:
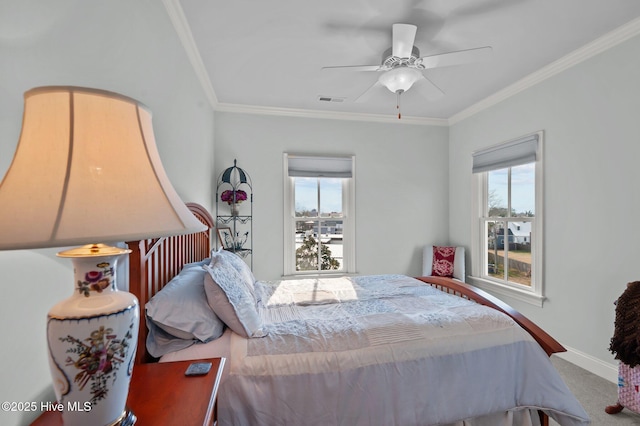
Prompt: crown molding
<box><xmin>449</xmin><ymin>16</ymin><xmax>640</xmax><ymax>125</ymax></box>
<box><xmin>165</xmin><ymin>1</ymin><xmax>640</xmax><ymax>127</ymax></box>
<box><xmin>214</xmin><ymin>102</ymin><xmax>449</xmax><ymax>126</ymax></box>
<box><xmin>162</xmin><ymin>0</ymin><xmax>445</xmax><ymax>126</ymax></box>
<box><xmin>162</xmin><ymin>0</ymin><xmax>218</xmax><ymax>108</ymax></box>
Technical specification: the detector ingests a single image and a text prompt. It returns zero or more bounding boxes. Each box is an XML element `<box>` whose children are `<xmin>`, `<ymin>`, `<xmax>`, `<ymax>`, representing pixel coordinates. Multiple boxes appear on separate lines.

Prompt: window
<box><xmin>471</xmin><ymin>132</ymin><xmax>544</xmax><ymax>305</ymax></box>
<box><xmin>283</xmin><ymin>154</ymin><xmax>355</xmax><ymax>276</ymax></box>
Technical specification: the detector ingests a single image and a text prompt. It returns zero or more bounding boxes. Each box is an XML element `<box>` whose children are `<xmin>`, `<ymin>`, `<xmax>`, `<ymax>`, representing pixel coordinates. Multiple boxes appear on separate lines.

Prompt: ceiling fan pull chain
<box><xmin>397</xmin><ymin>90</ymin><xmax>402</xmax><ymax>119</ymax></box>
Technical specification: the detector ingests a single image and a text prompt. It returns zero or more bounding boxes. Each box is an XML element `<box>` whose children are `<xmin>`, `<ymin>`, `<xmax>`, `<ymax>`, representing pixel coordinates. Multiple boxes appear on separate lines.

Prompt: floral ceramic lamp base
<box><xmin>48</xmin><ymin>244</ymin><xmax>139</xmax><ymax>426</ymax></box>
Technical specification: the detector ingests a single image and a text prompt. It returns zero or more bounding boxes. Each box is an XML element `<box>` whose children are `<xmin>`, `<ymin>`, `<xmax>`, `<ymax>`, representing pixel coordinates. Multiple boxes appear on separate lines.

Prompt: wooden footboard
<box><xmin>414</xmin><ymin>276</ymin><xmax>565</xmax><ymax>357</ymax></box>
<box><xmin>415</xmin><ymin>276</ymin><xmax>560</xmax><ymax>426</ymax></box>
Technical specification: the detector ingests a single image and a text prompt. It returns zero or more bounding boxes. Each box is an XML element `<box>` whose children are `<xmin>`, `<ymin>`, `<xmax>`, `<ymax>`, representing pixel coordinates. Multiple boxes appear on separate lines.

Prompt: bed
<box><xmin>126</xmin><ymin>203</ymin><xmax>589</xmax><ymax>426</ymax></box>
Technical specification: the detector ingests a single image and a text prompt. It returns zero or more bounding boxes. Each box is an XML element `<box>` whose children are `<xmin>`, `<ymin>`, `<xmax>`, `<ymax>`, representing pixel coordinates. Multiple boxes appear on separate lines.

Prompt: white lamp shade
<box><xmin>0</xmin><ymin>86</ymin><xmax>206</xmax><ymax>250</ymax></box>
<box><xmin>378</xmin><ymin>67</ymin><xmax>422</xmax><ymax>93</ymax></box>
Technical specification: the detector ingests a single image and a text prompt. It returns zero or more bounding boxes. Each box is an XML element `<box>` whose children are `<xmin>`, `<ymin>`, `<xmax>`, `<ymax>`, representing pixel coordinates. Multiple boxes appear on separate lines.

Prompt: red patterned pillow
<box><xmin>432</xmin><ymin>246</ymin><xmax>456</xmax><ymax>277</ymax></box>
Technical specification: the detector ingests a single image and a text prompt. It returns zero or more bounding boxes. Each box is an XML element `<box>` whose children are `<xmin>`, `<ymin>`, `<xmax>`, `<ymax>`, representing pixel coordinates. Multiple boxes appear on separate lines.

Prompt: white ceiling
<box><xmin>173</xmin><ymin>0</ymin><xmax>640</xmax><ymax>123</ymax></box>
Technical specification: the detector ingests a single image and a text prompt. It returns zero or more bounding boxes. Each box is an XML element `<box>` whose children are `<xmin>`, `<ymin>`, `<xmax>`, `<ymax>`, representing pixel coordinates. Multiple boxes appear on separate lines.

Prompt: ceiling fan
<box><xmin>323</xmin><ymin>23</ymin><xmax>492</xmax><ymax>118</ymax></box>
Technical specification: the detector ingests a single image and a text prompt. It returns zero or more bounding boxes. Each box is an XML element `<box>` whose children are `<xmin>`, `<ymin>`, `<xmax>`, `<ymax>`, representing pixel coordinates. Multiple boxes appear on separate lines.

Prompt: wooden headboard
<box><xmin>126</xmin><ymin>202</ymin><xmax>214</xmax><ymax>364</ymax></box>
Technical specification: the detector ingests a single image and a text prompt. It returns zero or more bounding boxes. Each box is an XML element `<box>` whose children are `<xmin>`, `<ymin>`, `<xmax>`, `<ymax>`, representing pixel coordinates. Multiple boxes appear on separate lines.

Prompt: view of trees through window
<box><xmin>484</xmin><ymin>163</ymin><xmax>534</xmax><ymax>286</ymax></box>
<box><xmin>294</xmin><ymin>177</ymin><xmax>343</xmax><ymax>272</ymax></box>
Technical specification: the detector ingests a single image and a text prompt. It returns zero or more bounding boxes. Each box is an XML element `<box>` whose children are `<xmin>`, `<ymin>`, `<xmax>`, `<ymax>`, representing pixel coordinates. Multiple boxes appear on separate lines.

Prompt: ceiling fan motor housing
<box><xmin>381</xmin><ymin>46</ymin><xmax>422</xmax><ymax>69</ymax></box>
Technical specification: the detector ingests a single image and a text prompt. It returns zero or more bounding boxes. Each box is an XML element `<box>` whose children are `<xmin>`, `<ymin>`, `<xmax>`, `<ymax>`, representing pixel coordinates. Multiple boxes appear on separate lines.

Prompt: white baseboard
<box><xmin>554</xmin><ymin>345</ymin><xmax>618</xmax><ymax>384</ymax></box>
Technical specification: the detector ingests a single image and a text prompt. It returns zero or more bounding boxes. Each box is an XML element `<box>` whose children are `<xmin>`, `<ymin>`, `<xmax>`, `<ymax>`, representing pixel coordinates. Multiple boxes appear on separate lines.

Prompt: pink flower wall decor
<box><xmin>220</xmin><ymin>189</ymin><xmax>247</xmax><ymax>204</ymax></box>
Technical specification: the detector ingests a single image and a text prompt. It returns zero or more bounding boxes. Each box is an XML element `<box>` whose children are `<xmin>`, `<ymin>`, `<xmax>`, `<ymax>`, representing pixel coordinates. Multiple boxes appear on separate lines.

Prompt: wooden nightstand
<box><xmin>31</xmin><ymin>358</ymin><xmax>225</xmax><ymax>426</ymax></box>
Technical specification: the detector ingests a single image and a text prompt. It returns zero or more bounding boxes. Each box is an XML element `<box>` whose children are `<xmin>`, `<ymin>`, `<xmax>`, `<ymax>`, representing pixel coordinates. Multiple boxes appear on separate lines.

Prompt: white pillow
<box><xmin>213</xmin><ymin>247</ymin><xmax>257</xmax><ymax>303</ymax></box>
<box><xmin>203</xmin><ymin>255</ymin><xmax>266</xmax><ymax>338</ymax></box>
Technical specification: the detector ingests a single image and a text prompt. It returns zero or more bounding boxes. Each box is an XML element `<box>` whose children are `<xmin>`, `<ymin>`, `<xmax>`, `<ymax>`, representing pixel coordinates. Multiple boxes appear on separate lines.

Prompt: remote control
<box><xmin>185</xmin><ymin>362</ymin><xmax>212</xmax><ymax>376</ymax></box>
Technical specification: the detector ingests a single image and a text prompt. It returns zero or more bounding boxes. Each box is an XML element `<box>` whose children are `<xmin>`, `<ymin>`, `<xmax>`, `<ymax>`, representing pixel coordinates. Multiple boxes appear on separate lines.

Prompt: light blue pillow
<box><xmin>146</xmin><ymin>264</ymin><xmax>225</xmax><ymax>345</ymax></box>
<box><xmin>183</xmin><ymin>257</ymin><xmax>211</xmax><ymax>269</ymax></box>
<box><xmin>203</xmin><ymin>255</ymin><xmax>266</xmax><ymax>338</ymax></box>
<box><xmin>146</xmin><ymin>320</ymin><xmax>199</xmax><ymax>358</ymax></box>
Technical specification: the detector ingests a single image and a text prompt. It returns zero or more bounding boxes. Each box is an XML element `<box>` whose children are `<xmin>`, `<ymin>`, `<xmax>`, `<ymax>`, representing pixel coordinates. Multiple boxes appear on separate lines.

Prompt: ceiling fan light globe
<box><xmin>378</xmin><ymin>67</ymin><xmax>422</xmax><ymax>93</ymax></box>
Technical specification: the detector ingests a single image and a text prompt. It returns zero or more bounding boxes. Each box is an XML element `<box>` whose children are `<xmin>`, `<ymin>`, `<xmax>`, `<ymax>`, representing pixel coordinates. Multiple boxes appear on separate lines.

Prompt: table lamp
<box><xmin>0</xmin><ymin>86</ymin><xmax>206</xmax><ymax>426</ymax></box>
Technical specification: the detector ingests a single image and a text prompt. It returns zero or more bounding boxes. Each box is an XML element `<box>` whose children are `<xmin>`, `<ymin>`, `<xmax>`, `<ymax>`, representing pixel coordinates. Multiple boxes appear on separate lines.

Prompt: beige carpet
<box><xmin>550</xmin><ymin>356</ymin><xmax>640</xmax><ymax>425</ymax></box>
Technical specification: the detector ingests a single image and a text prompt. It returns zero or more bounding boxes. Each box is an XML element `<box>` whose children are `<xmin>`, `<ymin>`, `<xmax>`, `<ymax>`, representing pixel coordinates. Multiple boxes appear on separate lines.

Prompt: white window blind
<box><xmin>472</xmin><ymin>133</ymin><xmax>539</xmax><ymax>173</ymax></box>
<box><xmin>287</xmin><ymin>155</ymin><xmax>353</xmax><ymax>178</ymax></box>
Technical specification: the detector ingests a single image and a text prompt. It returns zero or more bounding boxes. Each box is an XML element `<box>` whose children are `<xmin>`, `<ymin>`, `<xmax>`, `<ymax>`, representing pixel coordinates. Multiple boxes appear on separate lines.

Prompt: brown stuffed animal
<box><xmin>610</xmin><ymin>281</ymin><xmax>640</xmax><ymax>367</ymax></box>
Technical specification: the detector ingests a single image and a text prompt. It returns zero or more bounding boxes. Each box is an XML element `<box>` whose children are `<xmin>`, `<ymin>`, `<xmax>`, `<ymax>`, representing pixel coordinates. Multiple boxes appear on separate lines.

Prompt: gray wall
<box><xmin>214</xmin><ymin>112</ymin><xmax>450</xmax><ymax>280</ymax></box>
<box><xmin>448</xmin><ymin>33</ymin><xmax>640</xmax><ymax>376</ymax></box>
<box><xmin>0</xmin><ymin>2</ymin><xmax>215</xmax><ymax>425</ymax></box>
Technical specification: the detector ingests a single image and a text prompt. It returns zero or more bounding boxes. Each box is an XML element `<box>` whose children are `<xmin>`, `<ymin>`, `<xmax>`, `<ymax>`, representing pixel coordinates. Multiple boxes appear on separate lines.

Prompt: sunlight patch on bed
<box><xmin>261</xmin><ymin>277</ymin><xmax>358</xmax><ymax>306</ymax></box>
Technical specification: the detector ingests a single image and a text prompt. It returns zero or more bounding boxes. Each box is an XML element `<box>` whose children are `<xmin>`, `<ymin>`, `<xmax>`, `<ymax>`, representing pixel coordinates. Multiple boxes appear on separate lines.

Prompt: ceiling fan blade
<box><xmin>392</xmin><ymin>23</ymin><xmax>417</xmax><ymax>58</ymax></box>
<box><xmin>418</xmin><ymin>46</ymin><xmax>492</xmax><ymax>69</ymax></box>
<box><xmin>354</xmin><ymin>81</ymin><xmax>386</xmax><ymax>103</ymax></box>
<box><xmin>412</xmin><ymin>75</ymin><xmax>444</xmax><ymax>101</ymax></box>
<box><xmin>322</xmin><ymin>65</ymin><xmax>381</xmax><ymax>72</ymax></box>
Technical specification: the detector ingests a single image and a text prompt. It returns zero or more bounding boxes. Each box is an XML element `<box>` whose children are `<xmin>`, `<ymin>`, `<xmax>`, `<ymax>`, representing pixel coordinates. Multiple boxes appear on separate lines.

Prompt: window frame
<box><xmin>470</xmin><ymin>132</ymin><xmax>545</xmax><ymax>306</ymax></box>
<box><xmin>283</xmin><ymin>154</ymin><xmax>356</xmax><ymax>277</ymax></box>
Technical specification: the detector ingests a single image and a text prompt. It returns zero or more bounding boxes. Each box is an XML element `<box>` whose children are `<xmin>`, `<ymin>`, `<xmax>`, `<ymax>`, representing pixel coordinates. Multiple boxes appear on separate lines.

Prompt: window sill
<box><xmin>468</xmin><ymin>276</ymin><xmax>546</xmax><ymax>307</ymax></box>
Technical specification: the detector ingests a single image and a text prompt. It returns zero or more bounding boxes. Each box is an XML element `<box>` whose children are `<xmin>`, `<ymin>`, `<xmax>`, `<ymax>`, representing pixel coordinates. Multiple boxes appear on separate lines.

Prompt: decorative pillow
<box><xmin>212</xmin><ymin>247</ymin><xmax>257</xmax><ymax>303</ymax></box>
<box><xmin>145</xmin><ymin>264</ymin><xmax>225</xmax><ymax>343</ymax></box>
<box><xmin>432</xmin><ymin>246</ymin><xmax>456</xmax><ymax>277</ymax></box>
<box><xmin>203</xmin><ymin>255</ymin><xmax>266</xmax><ymax>338</ymax></box>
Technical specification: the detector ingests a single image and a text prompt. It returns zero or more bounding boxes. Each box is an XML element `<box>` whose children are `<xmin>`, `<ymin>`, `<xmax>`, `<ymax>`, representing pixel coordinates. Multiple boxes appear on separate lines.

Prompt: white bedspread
<box><xmin>215</xmin><ymin>275</ymin><xmax>588</xmax><ymax>425</ymax></box>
